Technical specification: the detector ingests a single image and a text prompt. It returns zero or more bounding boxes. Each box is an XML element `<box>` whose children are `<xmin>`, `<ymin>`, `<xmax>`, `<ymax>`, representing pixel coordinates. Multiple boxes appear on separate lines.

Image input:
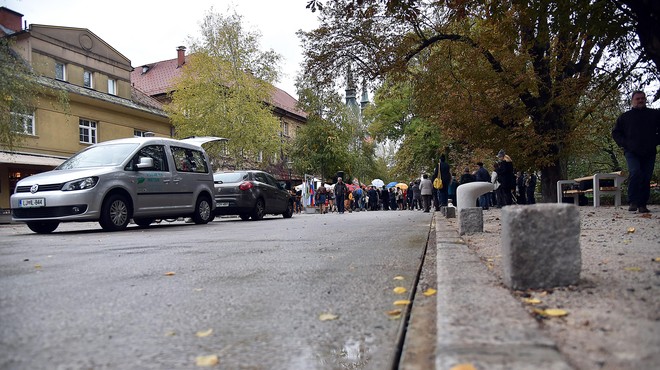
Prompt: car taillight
<box><xmin>238</xmin><ymin>181</ymin><xmax>254</xmax><ymax>191</ymax></box>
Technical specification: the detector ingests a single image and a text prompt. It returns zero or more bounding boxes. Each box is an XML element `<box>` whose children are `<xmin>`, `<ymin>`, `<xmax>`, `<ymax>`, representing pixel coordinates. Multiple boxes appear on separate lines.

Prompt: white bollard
<box><xmin>456</xmin><ymin>182</ymin><xmax>493</xmax><ymax>211</ymax></box>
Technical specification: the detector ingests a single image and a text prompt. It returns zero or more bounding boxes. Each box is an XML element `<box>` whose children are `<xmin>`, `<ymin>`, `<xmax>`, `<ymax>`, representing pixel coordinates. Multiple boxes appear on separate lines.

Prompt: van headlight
<box><xmin>61</xmin><ymin>177</ymin><xmax>99</xmax><ymax>191</ymax></box>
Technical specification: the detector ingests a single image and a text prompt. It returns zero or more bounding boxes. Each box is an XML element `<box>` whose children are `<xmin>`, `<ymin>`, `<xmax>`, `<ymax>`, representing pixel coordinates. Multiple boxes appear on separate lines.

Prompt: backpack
<box><xmin>433</xmin><ymin>177</ymin><xmax>443</xmax><ymax>190</ymax></box>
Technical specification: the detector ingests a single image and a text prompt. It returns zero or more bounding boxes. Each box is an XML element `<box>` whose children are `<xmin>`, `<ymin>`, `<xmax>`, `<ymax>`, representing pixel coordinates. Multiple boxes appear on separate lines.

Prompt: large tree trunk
<box><xmin>540</xmin><ymin>159</ymin><xmax>566</xmax><ymax>203</ymax></box>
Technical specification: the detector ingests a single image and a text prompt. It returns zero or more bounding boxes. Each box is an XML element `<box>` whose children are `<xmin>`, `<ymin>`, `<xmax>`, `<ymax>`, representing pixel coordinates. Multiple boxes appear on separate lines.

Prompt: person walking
<box><xmin>612</xmin><ymin>91</ymin><xmax>660</xmax><ymax>214</ymax></box>
<box><xmin>432</xmin><ymin>155</ymin><xmax>452</xmax><ymax>209</ymax></box>
<box><xmin>335</xmin><ymin>177</ymin><xmax>348</xmax><ymax>214</ymax></box>
<box><xmin>315</xmin><ymin>185</ymin><xmax>327</xmax><ymax>214</ymax></box>
<box><xmin>412</xmin><ymin>180</ymin><xmax>421</xmax><ymax>210</ymax></box>
<box><xmin>495</xmin><ymin>149</ymin><xmax>515</xmax><ymax>206</ymax></box>
<box><xmin>420</xmin><ymin>174</ymin><xmax>433</xmax><ymax>212</ymax></box>
<box><xmin>526</xmin><ymin>172</ymin><xmax>537</xmax><ymax>204</ymax></box>
<box><xmin>475</xmin><ymin>162</ymin><xmax>491</xmax><ymax>210</ymax></box>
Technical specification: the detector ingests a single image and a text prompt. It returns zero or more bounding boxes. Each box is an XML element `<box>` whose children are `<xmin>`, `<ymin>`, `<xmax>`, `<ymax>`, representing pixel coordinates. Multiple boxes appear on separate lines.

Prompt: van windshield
<box><xmin>57</xmin><ymin>143</ymin><xmax>139</xmax><ymax>170</ymax></box>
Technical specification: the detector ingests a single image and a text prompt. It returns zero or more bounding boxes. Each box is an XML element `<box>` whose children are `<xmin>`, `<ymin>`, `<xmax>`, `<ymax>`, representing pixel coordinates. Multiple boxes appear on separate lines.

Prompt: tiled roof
<box><xmin>131</xmin><ymin>57</ymin><xmax>182</xmax><ymax>96</ymax></box>
<box><xmin>131</xmin><ymin>56</ymin><xmax>307</xmax><ymax>120</ymax></box>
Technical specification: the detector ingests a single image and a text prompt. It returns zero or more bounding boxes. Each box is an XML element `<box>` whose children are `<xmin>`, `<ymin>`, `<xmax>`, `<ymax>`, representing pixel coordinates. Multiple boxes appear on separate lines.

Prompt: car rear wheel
<box><xmin>251</xmin><ymin>199</ymin><xmax>265</xmax><ymax>221</ymax></box>
<box><xmin>283</xmin><ymin>200</ymin><xmax>294</xmax><ymax>218</ymax></box>
<box><xmin>26</xmin><ymin>221</ymin><xmax>60</xmax><ymax>234</ymax></box>
<box><xmin>192</xmin><ymin>195</ymin><xmax>213</xmax><ymax>224</ymax></box>
<box><xmin>239</xmin><ymin>214</ymin><xmax>251</xmax><ymax>221</ymax></box>
<box><xmin>100</xmin><ymin>194</ymin><xmax>130</xmax><ymax>231</ymax></box>
<box><xmin>134</xmin><ymin>218</ymin><xmax>154</xmax><ymax>228</ymax></box>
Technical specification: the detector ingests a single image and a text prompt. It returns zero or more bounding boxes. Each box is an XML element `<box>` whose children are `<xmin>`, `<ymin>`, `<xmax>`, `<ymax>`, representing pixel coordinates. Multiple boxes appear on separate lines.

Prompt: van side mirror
<box><xmin>136</xmin><ymin>157</ymin><xmax>153</xmax><ymax>170</ymax></box>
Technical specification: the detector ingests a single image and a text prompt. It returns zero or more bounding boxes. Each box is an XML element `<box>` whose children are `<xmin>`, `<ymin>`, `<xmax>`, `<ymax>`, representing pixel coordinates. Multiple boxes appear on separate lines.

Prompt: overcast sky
<box><xmin>1</xmin><ymin>0</ymin><xmax>319</xmax><ymax>98</ymax></box>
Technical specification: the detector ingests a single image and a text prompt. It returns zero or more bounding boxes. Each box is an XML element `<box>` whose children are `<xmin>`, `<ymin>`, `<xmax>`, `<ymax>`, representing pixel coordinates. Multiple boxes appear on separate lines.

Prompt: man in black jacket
<box><xmin>612</xmin><ymin>91</ymin><xmax>660</xmax><ymax>214</ymax></box>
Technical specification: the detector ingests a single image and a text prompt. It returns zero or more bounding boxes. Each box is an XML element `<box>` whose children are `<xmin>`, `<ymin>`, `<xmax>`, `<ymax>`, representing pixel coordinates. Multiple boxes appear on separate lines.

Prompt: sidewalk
<box><xmin>434</xmin><ymin>205</ymin><xmax>660</xmax><ymax>370</ymax></box>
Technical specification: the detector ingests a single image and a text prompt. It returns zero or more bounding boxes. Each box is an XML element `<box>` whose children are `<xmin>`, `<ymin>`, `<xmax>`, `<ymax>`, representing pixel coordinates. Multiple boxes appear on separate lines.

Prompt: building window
<box><xmin>107</xmin><ymin>79</ymin><xmax>117</xmax><ymax>95</ymax></box>
<box><xmin>134</xmin><ymin>129</ymin><xmax>147</xmax><ymax>137</ymax></box>
<box><xmin>79</xmin><ymin>119</ymin><xmax>97</xmax><ymax>144</ymax></box>
<box><xmin>83</xmin><ymin>70</ymin><xmax>93</xmax><ymax>88</ymax></box>
<box><xmin>281</xmin><ymin>121</ymin><xmax>289</xmax><ymax>137</ymax></box>
<box><xmin>55</xmin><ymin>62</ymin><xmax>66</xmax><ymax>81</ymax></box>
<box><xmin>11</xmin><ymin>113</ymin><xmax>35</xmax><ymax>135</ymax></box>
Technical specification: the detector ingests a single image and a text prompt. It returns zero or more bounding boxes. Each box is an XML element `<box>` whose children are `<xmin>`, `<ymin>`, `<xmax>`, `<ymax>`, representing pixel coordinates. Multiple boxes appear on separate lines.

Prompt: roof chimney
<box><xmin>0</xmin><ymin>7</ymin><xmax>24</xmax><ymax>35</ymax></box>
<box><xmin>177</xmin><ymin>46</ymin><xmax>186</xmax><ymax>68</ymax></box>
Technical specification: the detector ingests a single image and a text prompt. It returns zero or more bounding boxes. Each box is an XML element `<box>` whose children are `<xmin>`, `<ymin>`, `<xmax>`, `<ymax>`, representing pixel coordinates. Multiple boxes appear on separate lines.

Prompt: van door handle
<box><xmin>163</xmin><ymin>179</ymin><xmax>170</xmax><ymax>184</ymax></box>
<box><xmin>173</xmin><ymin>177</ymin><xmax>182</xmax><ymax>184</ymax></box>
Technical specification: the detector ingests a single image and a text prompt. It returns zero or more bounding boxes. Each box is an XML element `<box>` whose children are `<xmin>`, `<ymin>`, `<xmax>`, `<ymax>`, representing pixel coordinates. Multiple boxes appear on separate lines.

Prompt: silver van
<box><xmin>10</xmin><ymin>136</ymin><xmax>225</xmax><ymax>233</ymax></box>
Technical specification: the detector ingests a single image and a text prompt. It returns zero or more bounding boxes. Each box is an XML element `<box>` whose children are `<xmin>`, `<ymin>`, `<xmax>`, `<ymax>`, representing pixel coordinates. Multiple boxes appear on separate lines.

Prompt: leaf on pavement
<box><xmin>393</xmin><ymin>300</ymin><xmax>411</xmax><ymax>306</ymax></box>
<box><xmin>627</xmin><ymin>227</ymin><xmax>635</xmax><ymax>233</ymax></box>
<box><xmin>393</xmin><ymin>287</ymin><xmax>407</xmax><ymax>294</ymax></box>
<box><xmin>319</xmin><ymin>313</ymin><xmax>339</xmax><ymax>321</ymax></box>
<box><xmin>386</xmin><ymin>308</ymin><xmax>402</xmax><ymax>317</ymax></box>
<box><xmin>196</xmin><ymin>329</ymin><xmax>213</xmax><ymax>337</ymax></box>
<box><xmin>195</xmin><ymin>354</ymin><xmax>219</xmax><ymax>367</ymax></box>
<box><xmin>522</xmin><ymin>298</ymin><xmax>542</xmax><ymax>305</ymax></box>
<box><xmin>534</xmin><ymin>308</ymin><xmax>568</xmax><ymax>317</ymax></box>
<box><xmin>393</xmin><ymin>276</ymin><xmax>405</xmax><ymax>280</ymax></box>
<box><xmin>423</xmin><ymin>288</ymin><xmax>437</xmax><ymax>296</ymax></box>
<box><xmin>34</xmin><ymin>264</ymin><xmax>42</xmax><ymax>269</ymax></box>
<box><xmin>164</xmin><ymin>330</ymin><xmax>176</xmax><ymax>337</ymax></box>
<box><xmin>653</xmin><ymin>257</ymin><xmax>660</xmax><ymax>262</ymax></box>
<box><xmin>450</xmin><ymin>364</ymin><xmax>477</xmax><ymax>370</ymax></box>
<box><xmin>164</xmin><ymin>271</ymin><xmax>176</xmax><ymax>276</ymax></box>
<box><xmin>624</xmin><ymin>267</ymin><xmax>642</xmax><ymax>272</ymax></box>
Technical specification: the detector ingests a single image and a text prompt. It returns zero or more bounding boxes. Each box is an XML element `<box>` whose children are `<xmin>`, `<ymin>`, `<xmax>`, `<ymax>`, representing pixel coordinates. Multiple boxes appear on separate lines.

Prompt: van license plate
<box><xmin>217</xmin><ymin>202</ymin><xmax>229</xmax><ymax>207</ymax></box>
<box><xmin>20</xmin><ymin>198</ymin><xmax>46</xmax><ymax>208</ymax></box>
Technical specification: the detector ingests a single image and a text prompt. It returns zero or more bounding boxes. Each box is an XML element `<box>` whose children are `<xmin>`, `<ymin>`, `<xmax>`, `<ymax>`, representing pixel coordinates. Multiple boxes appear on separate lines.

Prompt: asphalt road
<box><xmin>0</xmin><ymin>210</ymin><xmax>433</xmax><ymax>370</ymax></box>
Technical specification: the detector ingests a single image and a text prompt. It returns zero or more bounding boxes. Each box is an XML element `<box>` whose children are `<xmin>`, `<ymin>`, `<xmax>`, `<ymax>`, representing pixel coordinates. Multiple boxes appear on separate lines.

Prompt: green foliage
<box><xmin>0</xmin><ymin>38</ymin><xmax>41</xmax><ymax>150</ymax></box>
<box><xmin>291</xmin><ymin>76</ymin><xmax>379</xmax><ymax>184</ymax></box>
<box><xmin>165</xmin><ymin>9</ymin><xmax>283</xmax><ymax>169</ymax></box>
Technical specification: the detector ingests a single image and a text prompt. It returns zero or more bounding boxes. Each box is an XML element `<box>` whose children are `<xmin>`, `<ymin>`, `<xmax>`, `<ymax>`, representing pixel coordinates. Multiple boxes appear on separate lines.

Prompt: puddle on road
<box><xmin>286</xmin><ymin>334</ymin><xmax>375</xmax><ymax>369</ymax></box>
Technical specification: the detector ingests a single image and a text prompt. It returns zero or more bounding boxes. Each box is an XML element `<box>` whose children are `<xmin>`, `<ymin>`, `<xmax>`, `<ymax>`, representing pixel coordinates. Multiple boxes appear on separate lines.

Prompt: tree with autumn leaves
<box><xmin>166</xmin><ymin>10</ymin><xmax>283</xmax><ymax>170</ymax></box>
<box><xmin>299</xmin><ymin>0</ymin><xmax>659</xmax><ymax>201</ymax></box>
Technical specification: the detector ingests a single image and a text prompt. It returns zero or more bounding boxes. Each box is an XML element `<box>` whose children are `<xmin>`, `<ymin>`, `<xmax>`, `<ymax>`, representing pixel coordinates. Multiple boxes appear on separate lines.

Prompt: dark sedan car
<box><xmin>213</xmin><ymin>170</ymin><xmax>294</xmax><ymax>220</ymax></box>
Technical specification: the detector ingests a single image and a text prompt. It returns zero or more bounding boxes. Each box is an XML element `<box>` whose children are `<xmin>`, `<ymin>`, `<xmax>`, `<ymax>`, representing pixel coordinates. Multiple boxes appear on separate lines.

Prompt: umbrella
<box><xmin>385</xmin><ymin>181</ymin><xmax>398</xmax><ymax>189</ymax></box>
<box><xmin>395</xmin><ymin>182</ymin><xmax>408</xmax><ymax>190</ymax></box>
<box><xmin>371</xmin><ymin>179</ymin><xmax>385</xmax><ymax>188</ymax></box>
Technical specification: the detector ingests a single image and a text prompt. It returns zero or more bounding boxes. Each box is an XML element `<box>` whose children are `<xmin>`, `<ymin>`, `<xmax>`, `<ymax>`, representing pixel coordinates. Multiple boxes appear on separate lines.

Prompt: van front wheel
<box><xmin>100</xmin><ymin>194</ymin><xmax>130</xmax><ymax>231</ymax></box>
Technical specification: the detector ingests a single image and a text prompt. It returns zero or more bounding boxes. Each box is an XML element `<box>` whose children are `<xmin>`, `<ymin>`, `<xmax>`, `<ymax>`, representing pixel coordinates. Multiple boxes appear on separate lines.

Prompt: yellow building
<box><xmin>0</xmin><ymin>7</ymin><xmax>171</xmax><ymax>212</ymax></box>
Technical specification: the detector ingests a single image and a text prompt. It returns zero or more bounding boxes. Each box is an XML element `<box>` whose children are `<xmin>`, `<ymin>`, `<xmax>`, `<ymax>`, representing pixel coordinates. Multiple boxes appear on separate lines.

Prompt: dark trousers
<box><xmin>625</xmin><ymin>151</ymin><xmax>656</xmax><ymax>207</ymax></box>
<box><xmin>336</xmin><ymin>195</ymin><xmax>345</xmax><ymax>213</ymax></box>
<box><xmin>422</xmin><ymin>194</ymin><xmax>432</xmax><ymax>211</ymax></box>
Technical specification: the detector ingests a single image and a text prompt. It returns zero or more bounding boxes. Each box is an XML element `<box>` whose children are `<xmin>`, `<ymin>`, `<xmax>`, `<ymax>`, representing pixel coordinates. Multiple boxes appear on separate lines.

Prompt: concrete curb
<box><xmin>434</xmin><ymin>215</ymin><xmax>574</xmax><ymax>370</ymax></box>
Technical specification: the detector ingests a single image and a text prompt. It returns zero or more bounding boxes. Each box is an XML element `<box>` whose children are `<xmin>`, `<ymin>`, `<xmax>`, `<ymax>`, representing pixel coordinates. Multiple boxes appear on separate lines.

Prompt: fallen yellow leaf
<box><xmin>522</xmin><ymin>298</ymin><xmax>542</xmax><ymax>305</ymax></box>
<box><xmin>535</xmin><ymin>308</ymin><xmax>568</xmax><ymax>317</ymax></box>
<box><xmin>624</xmin><ymin>267</ymin><xmax>642</xmax><ymax>272</ymax></box>
<box><xmin>34</xmin><ymin>264</ymin><xmax>42</xmax><ymax>269</ymax></box>
<box><xmin>393</xmin><ymin>276</ymin><xmax>405</xmax><ymax>280</ymax></box>
<box><xmin>423</xmin><ymin>288</ymin><xmax>437</xmax><ymax>296</ymax></box>
<box><xmin>393</xmin><ymin>300</ymin><xmax>411</xmax><ymax>306</ymax></box>
<box><xmin>164</xmin><ymin>271</ymin><xmax>176</xmax><ymax>276</ymax></box>
<box><xmin>319</xmin><ymin>313</ymin><xmax>339</xmax><ymax>321</ymax></box>
<box><xmin>195</xmin><ymin>329</ymin><xmax>213</xmax><ymax>338</ymax></box>
<box><xmin>393</xmin><ymin>287</ymin><xmax>407</xmax><ymax>294</ymax></box>
<box><xmin>627</xmin><ymin>227</ymin><xmax>635</xmax><ymax>233</ymax></box>
<box><xmin>654</xmin><ymin>257</ymin><xmax>660</xmax><ymax>262</ymax></box>
<box><xmin>386</xmin><ymin>308</ymin><xmax>402</xmax><ymax>316</ymax></box>
<box><xmin>195</xmin><ymin>354</ymin><xmax>219</xmax><ymax>367</ymax></box>
<box><xmin>164</xmin><ymin>331</ymin><xmax>176</xmax><ymax>337</ymax></box>
<box><xmin>450</xmin><ymin>363</ymin><xmax>477</xmax><ymax>370</ymax></box>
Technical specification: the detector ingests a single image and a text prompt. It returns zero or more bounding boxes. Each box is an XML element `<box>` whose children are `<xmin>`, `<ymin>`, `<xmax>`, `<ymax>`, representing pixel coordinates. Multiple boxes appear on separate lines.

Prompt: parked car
<box><xmin>11</xmin><ymin>136</ymin><xmax>226</xmax><ymax>233</ymax></box>
<box><xmin>213</xmin><ymin>170</ymin><xmax>294</xmax><ymax>220</ymax></box>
